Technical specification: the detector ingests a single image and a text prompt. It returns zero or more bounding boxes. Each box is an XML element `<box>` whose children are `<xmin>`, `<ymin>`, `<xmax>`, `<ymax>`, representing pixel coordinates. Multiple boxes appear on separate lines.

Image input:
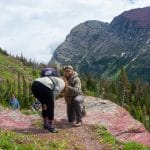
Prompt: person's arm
<box><xmin>62</xmin><ymin>77</ymin><xmax>68</xmax><ymax>93</ymax></box>
<box><xmin>66</xmin><ymin>78</ymin><xmax>82</xmax><ymax>95</ymax></box>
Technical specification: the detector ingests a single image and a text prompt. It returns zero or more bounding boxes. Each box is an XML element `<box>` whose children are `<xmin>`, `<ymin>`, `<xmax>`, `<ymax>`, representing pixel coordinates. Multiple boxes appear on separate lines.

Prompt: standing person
<box><xmin>64</xmin><ymin>65</ymin><xmax>85</xmax><ymax>127</ymax></box>
<box><xmin>9</xmin><ymin>94</ymin><xmax>20</xmax><ymax>110</ymax></box>
<box><xmin>31</xmin><ymin>67</ymin><xmax>65</xmax><ymax>133</ymax></box>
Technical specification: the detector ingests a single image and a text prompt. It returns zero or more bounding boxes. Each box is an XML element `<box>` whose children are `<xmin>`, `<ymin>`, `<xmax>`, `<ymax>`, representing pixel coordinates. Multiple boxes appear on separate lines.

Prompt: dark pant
<box><xmin>67</xmin><ymin>95</ymin><xmax>84</xmax><ymax>123</ymax></box>
<box><xmin>31</xmin><ymin>81</ymin><xmax>54</xmax><ymax>121</ymax></box>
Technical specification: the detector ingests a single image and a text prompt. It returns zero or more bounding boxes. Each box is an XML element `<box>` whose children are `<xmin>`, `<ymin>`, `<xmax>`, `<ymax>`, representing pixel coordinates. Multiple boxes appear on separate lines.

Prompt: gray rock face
<box><xmin>50</xmin><ymin>7</ymin><xmax>150</xmax><ymax>81</ymax></box>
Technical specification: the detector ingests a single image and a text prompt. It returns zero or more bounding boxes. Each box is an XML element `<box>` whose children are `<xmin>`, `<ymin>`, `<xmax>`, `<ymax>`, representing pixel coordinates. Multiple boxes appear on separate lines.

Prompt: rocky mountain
<box><xmin>50</xmin><ymin>7</ymin><xmax>150</xmax><ymax>81</ymax></box>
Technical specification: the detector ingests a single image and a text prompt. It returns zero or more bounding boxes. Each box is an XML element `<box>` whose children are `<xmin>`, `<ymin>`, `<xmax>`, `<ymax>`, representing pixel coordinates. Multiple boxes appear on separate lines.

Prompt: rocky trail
<box><xmin>0</xmin><ymin>96</ymin><xmax>150</xmax><ymax>149</ymax></box>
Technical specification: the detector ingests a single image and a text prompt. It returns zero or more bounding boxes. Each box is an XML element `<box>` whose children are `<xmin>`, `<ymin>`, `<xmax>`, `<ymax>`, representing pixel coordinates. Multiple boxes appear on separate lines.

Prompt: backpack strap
<box><xmin>48</xmin><ymin>77</ymin><xmax>59</xmax><ymax>99</ymax></box>
<box><xmin>48</xmin><ymin>77</ymin><xmax>56</xmax><ymax>90</ymax></box>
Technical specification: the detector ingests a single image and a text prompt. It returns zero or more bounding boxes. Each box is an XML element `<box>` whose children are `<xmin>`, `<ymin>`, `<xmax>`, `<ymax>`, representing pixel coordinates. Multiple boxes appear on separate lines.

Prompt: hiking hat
<box><xmin>64</xmin><ymin>65</ymin><xmax>73</xmax><ymax>70</ymax></box>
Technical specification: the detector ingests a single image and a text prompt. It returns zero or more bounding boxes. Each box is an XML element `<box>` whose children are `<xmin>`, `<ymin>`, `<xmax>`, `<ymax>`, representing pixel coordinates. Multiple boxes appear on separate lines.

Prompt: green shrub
<box><xmin>123</xmin><ymin>142</ymin><xmax>148</xmax><ymax>150</ymax></box>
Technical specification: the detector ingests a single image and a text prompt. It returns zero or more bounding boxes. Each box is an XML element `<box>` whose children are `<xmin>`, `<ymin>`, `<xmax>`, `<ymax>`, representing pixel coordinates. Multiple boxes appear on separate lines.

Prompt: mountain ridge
<box><xmin>120</xmin><ymin>6</ymin><xmax>150</xmax><ymax>28</ymax></box>
<box><xmin>50</xmin><ymin>7</ymin><xmax>150</xmax><ymax>81</ymax></box>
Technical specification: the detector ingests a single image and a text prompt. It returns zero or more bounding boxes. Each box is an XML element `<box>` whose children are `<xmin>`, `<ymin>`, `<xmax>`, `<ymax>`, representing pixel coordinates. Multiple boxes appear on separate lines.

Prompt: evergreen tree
<box><xmin>86</xmin><ymin>75</ymin><xmax>97</xmax><ymax>91</ymax></box>
<box><xmin>118</xmin><ymin>67</ymin><xmax>131</xmax><ymax>106</ymax></box>
<box><xmin>28</xmin><ymin>83</ymin><xmax>34</xmax><ymax>106</ymax></box>
<box><xmin>22</xmin><ymin>75</ymin><xmax>29</xmax><ymax>108</ymax></box>
<box><xmin>3</xmin><ymin>80</ymin><xmax>12</xmax><ymax>104</ymax></box>
<box><xmin>134</xmin><ymin>79</ymin><xmax>144</xmax><ymax>106</ymax></box>
<box><xmin>17</xmin><ymin>72</ymin><xmax>21</xmax><ymax>100</ymax></box>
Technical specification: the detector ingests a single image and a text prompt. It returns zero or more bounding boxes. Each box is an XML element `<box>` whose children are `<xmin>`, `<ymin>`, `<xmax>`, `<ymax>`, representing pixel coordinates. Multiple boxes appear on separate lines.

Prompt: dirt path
<box><xmin>66</xmin><ymin>125</ymin><xmax>107</xmax><ymax>150</ymax></box>
<box><xmin>13</xmin><ymin>119</ymin><xmax>108</xmax><ymax>150</ymax></box>
<box><xmin>52</xmin><ymin>120</ymin><xmax>108</xmax><ymax>150</ymax></box>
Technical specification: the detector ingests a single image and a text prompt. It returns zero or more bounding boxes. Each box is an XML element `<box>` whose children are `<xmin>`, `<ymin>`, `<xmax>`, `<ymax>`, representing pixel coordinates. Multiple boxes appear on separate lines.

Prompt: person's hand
<box><xmin>62</xmin><ymin>77</ymin><xmax>68</xmax><ymax>86</ymax></box>
<box><xmin>62</xmin><ymin>77</ymin><xmax>68</xmax><ymax>93</ymax></box>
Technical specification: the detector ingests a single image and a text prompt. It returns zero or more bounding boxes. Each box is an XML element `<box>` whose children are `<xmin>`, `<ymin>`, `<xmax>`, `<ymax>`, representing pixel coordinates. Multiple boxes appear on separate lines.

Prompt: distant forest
<box><xmin>81</xmin><ymin>68</ymin><xmax>150</xmax><ymax>131</ymax></box>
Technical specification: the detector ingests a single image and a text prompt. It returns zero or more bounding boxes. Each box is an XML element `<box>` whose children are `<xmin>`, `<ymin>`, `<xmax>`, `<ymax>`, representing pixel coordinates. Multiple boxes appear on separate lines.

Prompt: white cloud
<box><xmin>0</xmin><ymin>0</ymin><xmax>149</xmax><ymax>63</ymax></box>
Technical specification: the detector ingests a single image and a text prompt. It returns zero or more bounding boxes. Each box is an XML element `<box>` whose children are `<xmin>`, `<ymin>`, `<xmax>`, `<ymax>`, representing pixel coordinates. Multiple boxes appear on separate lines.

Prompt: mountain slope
<box><xmin>0</xmin><ymin>49</ymin><xmax>39</xmax><ymax>107</ymax></box>
<box><xmin>50</xmin><ymin>7</ymin><xmax>150</xmax><ymax>81</ymax></box>
<box><xmin>0</xmin><ymin>49</ymin><xmax>38</xmax><ymax>82</ymax></box>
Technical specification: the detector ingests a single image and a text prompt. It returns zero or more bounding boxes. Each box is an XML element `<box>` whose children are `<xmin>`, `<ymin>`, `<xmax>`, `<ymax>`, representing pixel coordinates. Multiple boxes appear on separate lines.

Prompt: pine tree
<box><xmin>0</xmin><ymin>80</ymin><xmax>5</xmax><ymax>103</ymax></box>
<box><xmin>28</xmin><ymin>83</ymin><xmax>34</xmax><ymax>106</ymax></box>
<box><xmin>3</xmin><ymin>80</ymin><xmax>12</xmax><ymax>104</ymax></box>
<box><xmin>134</xmin><ymin>79</ymin><xmax>144</xmax><ymax>106</ymax></box>
<box><xmin>22</xmin><ymin>75</ymin><xmax>29</xmax><ymax>108</ymax></box>
<box><xmin>17</xmin><ymin>72</ymin><xmax>21</xmax><ymax>100</ymax></box>
<box><xmin>118</xmin><ymin>67</ymin><xmax>131</xmax><ymax>106</ymax></box>
<box><xmin>86</xmin><ymin>75</ymin><xmax>97</xmax><ymax>91</ymax></box>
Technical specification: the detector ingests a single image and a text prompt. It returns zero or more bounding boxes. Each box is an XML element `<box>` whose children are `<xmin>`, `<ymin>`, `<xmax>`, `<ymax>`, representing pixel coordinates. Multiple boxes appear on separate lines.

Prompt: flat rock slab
<box><xmin>0</xmin><ymin>96</ymin><xmax>150</xmax><ymax>146</ymax></box>
<box><xmin>55</xmin><ymin>96</ymin><xmax>150</xmax><ymax>146</ymax></box>
<box><xmin>0</xmin><ymin>107</ymin><xmax>40</xmax><ymax>130</ymax></box>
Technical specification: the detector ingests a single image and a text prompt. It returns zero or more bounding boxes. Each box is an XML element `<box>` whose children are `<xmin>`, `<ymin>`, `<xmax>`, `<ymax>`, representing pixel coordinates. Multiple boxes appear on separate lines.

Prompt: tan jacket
<box><xmin>64</xmin><ymin>72</ymin><xmax>83</xmax><ymax>103</ymax></box>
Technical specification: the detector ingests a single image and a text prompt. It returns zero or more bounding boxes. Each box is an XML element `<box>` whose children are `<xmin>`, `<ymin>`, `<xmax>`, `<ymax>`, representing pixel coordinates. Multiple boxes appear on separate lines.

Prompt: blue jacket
<box><xmin>9</xmin><ymin>98</ymin><xmax>20</xmax><ymax>110</ymax></box>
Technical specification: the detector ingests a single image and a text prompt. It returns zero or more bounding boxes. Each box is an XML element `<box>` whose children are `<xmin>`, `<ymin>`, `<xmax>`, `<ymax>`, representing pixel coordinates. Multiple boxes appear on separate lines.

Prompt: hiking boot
<box><xmin>43</xmin><ymin>119</ymin><xmax>58</xmax><ymax>133</ymax></box>
<box><xmin>69</xmin><ymin>122</ymin><xmax>76</xmax><ymax>126</ymax></box>
<box><xmin>44</xmin><ymin>126</ymin><xmax>58</xmax><ymax>133</ymax></box>
<box><xmin>73</xmin><ymin>122</ymin><xmax>82</xmax><ymax>127</ymax></box>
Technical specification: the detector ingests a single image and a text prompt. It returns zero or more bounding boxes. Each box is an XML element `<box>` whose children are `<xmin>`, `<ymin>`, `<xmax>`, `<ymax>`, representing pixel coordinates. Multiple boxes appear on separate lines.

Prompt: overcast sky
<box><xmin>0</xmin><ymin>0</ymin><xmax>150</xmax><ymax>63</ymax></box>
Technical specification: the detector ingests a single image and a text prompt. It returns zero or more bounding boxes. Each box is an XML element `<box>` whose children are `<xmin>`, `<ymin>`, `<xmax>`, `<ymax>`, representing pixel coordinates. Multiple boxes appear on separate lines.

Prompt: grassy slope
<box><xmin>0</xmin><ymin>52</ymin><xmax>38</xmax><ymax>82</ymax></box>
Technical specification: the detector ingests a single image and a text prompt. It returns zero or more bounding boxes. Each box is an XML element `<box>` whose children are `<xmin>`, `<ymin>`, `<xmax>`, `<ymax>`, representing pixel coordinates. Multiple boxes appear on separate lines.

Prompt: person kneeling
<box><xmin>64</xmin><ymin>65</ymin><xmax>85</xmax><ymax>127</ymax></box>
